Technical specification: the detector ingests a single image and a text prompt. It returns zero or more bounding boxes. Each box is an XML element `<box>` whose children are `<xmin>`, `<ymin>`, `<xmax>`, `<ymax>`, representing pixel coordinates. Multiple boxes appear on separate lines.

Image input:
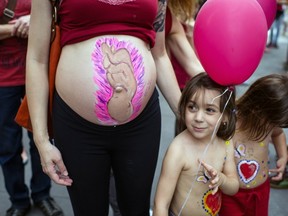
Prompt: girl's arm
<box><xmin>218</xmin><ymin>140</ymin><xmax>239</xmax><ymax>195</ymax></box>
<box><xmin>153</xmin><ymin>140</ymin><xmax>185</xmax><ymax>216</ymax></box>
<box><xmin>200</xmin><ymin>140</ymin><xmax>239</xmax><ymax>195</ymax></box>
<box><xmin>152</xmin><ymin>0</ymin><xmax>181</xmax><ymax>114</ymax></box>
<box><xmin>270</xmin><ymin>127</ymin><xmax>287</xmax><ymax>181</ymax></box>
<box><xmin>26</xmin><ymin>0</ymin><xmax>72</xmax><ymax>186</ymax></box>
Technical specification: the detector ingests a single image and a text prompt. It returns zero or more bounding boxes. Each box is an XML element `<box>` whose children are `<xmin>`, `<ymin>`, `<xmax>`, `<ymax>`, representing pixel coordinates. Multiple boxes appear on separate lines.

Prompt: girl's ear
<box><xmin>221</xmin><ymin>122</ymin><xmax>227</xmax><ymax>127</ymax></box>
<box><xmin>221</xmin><ymin>114</ymin><xmax>228</xmax><ymax>124</ymax></box>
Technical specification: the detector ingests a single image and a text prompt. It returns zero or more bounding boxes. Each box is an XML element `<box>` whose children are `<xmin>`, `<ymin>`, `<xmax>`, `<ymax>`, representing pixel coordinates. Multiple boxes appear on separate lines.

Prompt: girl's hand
<box><xmin>199</xmin><ymin>159</ymin><xmax>224</xmax><ymax>195</ymax></box>
<box><xmin>9</xmin><ymin>15</ymin><xmax>30</xmax><ymax>38</ymax></box>
<box><xmin>269</xmin><ymin>157</ymin><xmax>287</xmax><ymax>181</ymax></box>
<box><xmin>39</xmin><ymin>141</ymin><xmax>73</xmax><ymax>186</ymax></box>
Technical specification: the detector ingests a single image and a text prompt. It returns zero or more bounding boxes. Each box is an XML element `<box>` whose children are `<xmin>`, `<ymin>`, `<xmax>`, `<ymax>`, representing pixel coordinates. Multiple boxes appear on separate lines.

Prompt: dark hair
<box><xmin>194</xmin><ymin>0</ymin><xmax>207</xmax><ymax>19</ymax></box>
<box><xmin>237</xmin><ymin>74</ymin><xmax>288</xmax><ymax>141</ymax></box>
<box><xmin>177</xmin><ymin>73</ymin><xmax>236</xmax><ymax>140</ymax></box>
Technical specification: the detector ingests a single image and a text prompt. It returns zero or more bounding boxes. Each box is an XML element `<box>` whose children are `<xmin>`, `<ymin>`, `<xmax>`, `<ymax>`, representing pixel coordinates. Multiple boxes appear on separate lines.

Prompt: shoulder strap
<box><xmin>0</xmin><ymin>0</ymin><xmax>18</xmax><ymax>24</ymax></box>
<box><xmin>50</xmin><ymin>0</ymin><xmax>60</xmax><ymax>42</ymax></box>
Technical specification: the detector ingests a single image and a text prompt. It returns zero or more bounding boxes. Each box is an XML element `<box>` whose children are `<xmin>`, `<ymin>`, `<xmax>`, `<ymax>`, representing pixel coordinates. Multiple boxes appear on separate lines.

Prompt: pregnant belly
<box><xmin>56</xmin><ymin>36</ymin><xmax>156</xmax><ymax>126</ymax></box>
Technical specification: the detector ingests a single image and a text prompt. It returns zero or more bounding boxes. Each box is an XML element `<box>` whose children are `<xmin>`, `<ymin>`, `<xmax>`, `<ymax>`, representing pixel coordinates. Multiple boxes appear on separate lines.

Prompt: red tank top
<box><xmin>0</xmin><ymin>0</ymin><xmax>31</xmax><ymax>87</ymax></box>
<box><xmin>165</xmin><ymin>7</ymin><xmax>172</xmax><ymax>37</ymax></box>
<box><xmin>59</xmin><ymin>0</ymin><xmax>158</xmax><ymax>48</ymax></box>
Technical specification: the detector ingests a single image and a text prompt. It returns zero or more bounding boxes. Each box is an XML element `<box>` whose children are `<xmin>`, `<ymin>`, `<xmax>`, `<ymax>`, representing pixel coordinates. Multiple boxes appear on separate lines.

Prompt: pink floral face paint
<box><xmin>91</xmin><ymin>37</ymin><xmax>145</xmax><ymax>124</ymax></box>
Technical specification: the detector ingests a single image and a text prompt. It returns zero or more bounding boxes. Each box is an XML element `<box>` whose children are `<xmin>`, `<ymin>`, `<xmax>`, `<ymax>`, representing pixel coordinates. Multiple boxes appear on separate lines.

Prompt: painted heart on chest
<box><xmin>202</xmin><ymin>190</ymin><xmax>222</xmax><ymax>216</ymax></box>
<box><xmin>237</xmin><ymin>159</ymin><xmax>259</xmax><ymax>184</ymax></box>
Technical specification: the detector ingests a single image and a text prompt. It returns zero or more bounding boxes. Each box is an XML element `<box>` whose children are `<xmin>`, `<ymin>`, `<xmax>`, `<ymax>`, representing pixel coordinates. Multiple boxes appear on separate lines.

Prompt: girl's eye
<box><xmin>206</xmin><ymin>108</ymin><xmax>216</xmax><ymax>113</ymax></box>
<box><xmin>188</xmin><ymin>104</ymin><xmax>197</xmax><ymax>112</ymax></box>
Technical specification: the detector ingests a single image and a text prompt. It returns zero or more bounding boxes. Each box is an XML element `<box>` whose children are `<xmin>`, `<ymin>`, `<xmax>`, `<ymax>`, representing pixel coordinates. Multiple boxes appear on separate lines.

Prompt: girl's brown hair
<box><xmin>236</xmin><ymin>74</ymin><xmax>288</xmax><ymax>141</ymax></box>
<box><xmin>177</xmin><ymin>73</ymin><xmax>236</xmax><ymax>140</ymax></box>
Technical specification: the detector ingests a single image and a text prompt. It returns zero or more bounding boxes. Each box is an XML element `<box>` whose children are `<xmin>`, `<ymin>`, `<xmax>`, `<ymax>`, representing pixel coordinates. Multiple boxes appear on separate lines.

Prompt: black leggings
<box><xmin>53</xmin><ymin>89</ymin><xmax>161</xmax><ymax>216</ymax></box>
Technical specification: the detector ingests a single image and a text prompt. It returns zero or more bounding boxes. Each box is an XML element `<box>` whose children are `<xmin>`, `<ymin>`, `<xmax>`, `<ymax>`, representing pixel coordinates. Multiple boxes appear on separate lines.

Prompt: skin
<box><xmin>26</xmin><ymin>0</ymin><xmax>181</xmax><ymax>186</ymax></box>
<box><xmin>0</xmin><ymin>15</ymin><xmax>30</xmax><ymax>40</ymax></box>
<box><xmin>153</xmin><ymin>89</ymin><xmax>239</xmax><ymax>216</ymax></box>
<box><xmin>233</xmin><ymin>125</ymin><xmax>287</xmax><ymax>189</ymax></box>
<box><xmin>269</xmin><ymin>129</ymin><xmax>288</xmax><ymax>181</ymax></box>
<box><xmin>166</xmin><ymin>12</ymin><xmax>204</xmax><ymax>78</ymax></box>
<box><xmin>278</xmin><ymin>0</ymin><xmax>288</xmax><ymax>4</ymax></box>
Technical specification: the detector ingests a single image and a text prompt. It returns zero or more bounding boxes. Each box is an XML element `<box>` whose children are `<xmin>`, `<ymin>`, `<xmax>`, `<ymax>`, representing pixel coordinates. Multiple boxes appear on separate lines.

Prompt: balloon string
<box><xmin>177</xmin><ymin>89</ymin><xmax>233</xmax><ymax>216</ymax></box>
<box><xmin>210</xmin><ymin>88</ymin><xmax>229</xmax><ymax>104</ymax></box>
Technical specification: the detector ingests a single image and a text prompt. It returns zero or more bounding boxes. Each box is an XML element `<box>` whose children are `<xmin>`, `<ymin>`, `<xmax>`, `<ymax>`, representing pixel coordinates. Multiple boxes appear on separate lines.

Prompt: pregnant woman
<box><xmin>25</xmin><ymin>0</ymin><xmax>181</xmax><ymax>215</ymax></box>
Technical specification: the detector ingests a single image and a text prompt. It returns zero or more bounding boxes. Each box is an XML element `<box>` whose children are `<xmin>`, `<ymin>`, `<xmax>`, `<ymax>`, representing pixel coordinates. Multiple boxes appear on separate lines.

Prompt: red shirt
<box><xmin>0</xmin><ymin>0</ymin><xmax>31</xmax><ymax>87</ymax></box>
<box><xmin>59</xmin><ymin>0</ymin><xmax>158</xmax><ymax>48</ymax></box>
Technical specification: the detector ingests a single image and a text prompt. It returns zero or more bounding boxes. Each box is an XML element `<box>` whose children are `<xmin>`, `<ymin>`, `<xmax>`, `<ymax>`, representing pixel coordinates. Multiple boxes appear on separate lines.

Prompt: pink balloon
<box><xmin>256</xmin><ymin>0</ymin><xmax>277</xmax><ymax>29</ymax></box>
<box><xmin>193</xmin><ymin>0</ymin><xmax>267</xmax><ymax>85</ymax></box>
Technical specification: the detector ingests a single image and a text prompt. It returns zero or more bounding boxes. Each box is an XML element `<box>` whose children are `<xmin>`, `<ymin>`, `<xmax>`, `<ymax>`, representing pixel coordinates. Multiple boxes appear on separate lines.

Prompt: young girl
<box><xmin>219</xmin><ymin>74</ymin><xmax>288</xmax><ymax>216</ymax></box>
<box><xmin>153</xmin><ymin>73</ymin><xmax>239</xmax><ymax>216</ymax></box>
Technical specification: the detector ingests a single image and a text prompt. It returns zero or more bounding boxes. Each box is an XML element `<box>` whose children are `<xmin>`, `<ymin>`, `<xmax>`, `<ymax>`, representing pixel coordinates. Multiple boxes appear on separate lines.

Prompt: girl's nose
<box><xmin>195</xmin><ymin>110</ymin><xmax>204</xmax><ymax>122</ymax></box>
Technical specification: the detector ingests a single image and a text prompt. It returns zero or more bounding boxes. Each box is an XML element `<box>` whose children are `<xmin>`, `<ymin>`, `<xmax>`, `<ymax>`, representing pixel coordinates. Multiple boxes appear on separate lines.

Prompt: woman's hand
<box><xmin>39</xmin><ymin>140</ymin><xmax>73</xmax><ymax>186</ymax></box>
<box><xmin>9</xmin><ymin>15</ymin><xmax>30</xmax><ymax>38</ymax></box>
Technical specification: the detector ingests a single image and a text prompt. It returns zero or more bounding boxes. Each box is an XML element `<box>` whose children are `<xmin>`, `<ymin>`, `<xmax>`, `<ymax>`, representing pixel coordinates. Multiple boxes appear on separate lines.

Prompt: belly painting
<box><xmin>91</xmin><ymin>37</ymin><xmax>145</xmax><ymax>124</ymax></box>
<box><xmin>202</xmin><ymin>189</ymin><xmax>222</xmax><ymax>216</ymax></box>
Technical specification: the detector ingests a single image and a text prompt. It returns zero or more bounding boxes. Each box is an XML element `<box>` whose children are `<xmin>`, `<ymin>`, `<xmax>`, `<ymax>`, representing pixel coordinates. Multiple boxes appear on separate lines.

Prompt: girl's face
<box><xmin>185</xmin><ymin>89</ymin><xmax>223</xmax><ymax>143</ymax></box>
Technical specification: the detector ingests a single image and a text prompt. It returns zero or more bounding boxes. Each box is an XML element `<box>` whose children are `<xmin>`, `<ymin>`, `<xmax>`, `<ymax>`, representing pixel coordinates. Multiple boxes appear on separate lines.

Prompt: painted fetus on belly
<box><xmin>101</xmin><ymin>43</ymin><xmax>137</xmax><ymax>122</ymax></box>
<box><xmin>92</xmin><ymin>38</ymin><xmax>145</xmax><ymax>124</ymax></box>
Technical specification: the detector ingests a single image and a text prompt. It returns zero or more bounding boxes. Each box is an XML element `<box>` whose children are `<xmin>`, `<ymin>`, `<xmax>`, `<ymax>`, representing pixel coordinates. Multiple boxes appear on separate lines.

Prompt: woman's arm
<box><xmin>278</xmin><ymin>0</ymin><xmax>288</xmax><ymax>4</ymax></box>
<box><xmin>26</xmin><ymin>0</ymin><xmax>72</xmax><ymax>186</ymax></box>
<box><xmin>166</xmin><ymin>13</ymin><xmax>204</xmax><ymax>78</ymax></box>
<box><xmin>0</xmin><ymin>24</ymin><xmax>13</xmax><ymax>40</ymax></box>
<box><xmin>151</xmin><ymin>0</ymin><xmax>181</xmax><ymax>114</ymax></box>
<box><xmin>26</xmin><ymin>0</ymin><xmax>51</xmax><ymax>141</ymax></box>
<box><xmin>0</xmin><ymin>14</ymin><xmax>30</xmax><ymax>40</ymax></box>
<box><xmin>270</xmin><ymin>127</ymin><xmax>288</xmax><ymax>181</ymax></box>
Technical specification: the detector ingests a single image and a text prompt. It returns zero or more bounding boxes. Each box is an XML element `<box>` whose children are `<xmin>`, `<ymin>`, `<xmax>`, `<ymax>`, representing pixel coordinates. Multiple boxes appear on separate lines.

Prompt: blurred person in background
<box><xmin>0</xmin><ymin>0</ymin><xmax>63</xmax><ymax>215</ymax></box>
